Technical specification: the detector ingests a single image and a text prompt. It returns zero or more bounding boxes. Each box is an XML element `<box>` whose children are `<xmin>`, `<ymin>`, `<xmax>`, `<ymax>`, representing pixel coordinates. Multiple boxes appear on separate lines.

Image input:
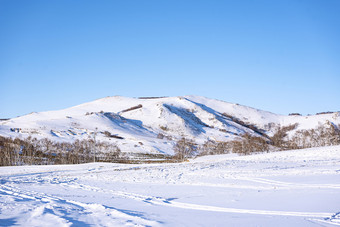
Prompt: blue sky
<box><xmin>1</xmin><ymin>0</ymin><xmax>339</xmax><ymax>118</ymax></box>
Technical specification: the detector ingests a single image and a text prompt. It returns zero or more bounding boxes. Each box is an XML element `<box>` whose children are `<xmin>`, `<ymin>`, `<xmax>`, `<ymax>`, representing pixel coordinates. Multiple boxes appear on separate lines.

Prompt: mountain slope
<box><xmin>1</xmin><ymin>96</ymin><xmax>339</xmax><ymax>155</ymax></box>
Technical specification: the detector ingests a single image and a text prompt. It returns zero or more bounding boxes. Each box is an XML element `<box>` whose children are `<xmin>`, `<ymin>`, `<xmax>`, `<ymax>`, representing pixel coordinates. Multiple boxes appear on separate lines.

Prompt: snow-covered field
<box><xmin>1</xmin><ymin>145</ymin><xmax>340</xmax><ymax>226</ymax></box>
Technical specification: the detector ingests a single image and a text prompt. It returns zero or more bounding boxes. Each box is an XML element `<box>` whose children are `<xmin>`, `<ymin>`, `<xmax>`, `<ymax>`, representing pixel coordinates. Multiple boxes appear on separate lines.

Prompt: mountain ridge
<box><xmin>1</xmin><ymin>95</ymin><xmax>339</xmax><ymax>155</ymax></box>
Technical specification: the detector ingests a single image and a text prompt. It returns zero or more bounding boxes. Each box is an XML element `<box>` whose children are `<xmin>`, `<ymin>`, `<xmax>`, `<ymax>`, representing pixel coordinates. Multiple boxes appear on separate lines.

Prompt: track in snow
<box><xmin>0</xmin><ymin>183</ymin><xmax>159</xmax><ymax>227</ymax></box>
<box><xmin>1</xmin><ymin>146</ymin><xmax>340</xmax><ymax>226</ymax></box>
<box><xmin>0</xmin><ymin>175</ymin><xmax>336</xmax><ymax>221</ymax></box>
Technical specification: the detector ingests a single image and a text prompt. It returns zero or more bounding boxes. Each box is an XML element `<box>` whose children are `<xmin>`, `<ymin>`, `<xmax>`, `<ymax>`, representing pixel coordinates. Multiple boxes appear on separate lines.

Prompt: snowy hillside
<box><xmin>1</xmin><ymin>145</ymin><xmax>339</xmax><ymax>226</ymax></box>
<box><xmin>1</xmin><ymin>96</ymin><xmax>339</xmax><ymax>155</ymax></box>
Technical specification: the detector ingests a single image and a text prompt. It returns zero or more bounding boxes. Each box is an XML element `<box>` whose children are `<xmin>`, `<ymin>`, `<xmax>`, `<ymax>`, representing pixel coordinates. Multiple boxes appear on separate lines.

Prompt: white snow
<box><xmin>1</xmin><ymin>145</ymin><xmax>340</xmax><ymax>226</ymax></box>
<box><xmin>1</xmin><ymin>95</ymin><xmax>339</xmax><ymax>155</ymax></box>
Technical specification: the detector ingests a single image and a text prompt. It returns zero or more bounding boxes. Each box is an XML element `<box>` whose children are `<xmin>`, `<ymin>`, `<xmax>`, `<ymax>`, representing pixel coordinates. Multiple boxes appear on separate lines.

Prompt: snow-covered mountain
<box><xmin>1</xmin><ymin>95</ymin><xmax>339</xmax><ymax>155</ymax></box>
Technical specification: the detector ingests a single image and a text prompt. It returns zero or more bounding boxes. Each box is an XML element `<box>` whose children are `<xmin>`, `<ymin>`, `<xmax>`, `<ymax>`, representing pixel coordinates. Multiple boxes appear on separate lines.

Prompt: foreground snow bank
<box><xmin>1</xmin><ymin>145</ymin><xmax>340</xmax><ymax>226</ymax></box>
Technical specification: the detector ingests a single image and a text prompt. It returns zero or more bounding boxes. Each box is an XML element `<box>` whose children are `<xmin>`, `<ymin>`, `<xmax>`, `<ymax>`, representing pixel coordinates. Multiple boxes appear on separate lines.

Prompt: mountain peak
<box><xmin>1</xmin><ymin>96</ymin><xmax>339</xmax><ymax>155</ymax></box>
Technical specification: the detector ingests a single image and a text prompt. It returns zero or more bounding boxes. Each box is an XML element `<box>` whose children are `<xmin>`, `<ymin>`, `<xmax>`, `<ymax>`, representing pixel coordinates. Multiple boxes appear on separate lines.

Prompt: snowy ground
<box><xmin>1</xmin><ymin>146</ymin><xmax>340</xmax><ymax>226</ymax></box>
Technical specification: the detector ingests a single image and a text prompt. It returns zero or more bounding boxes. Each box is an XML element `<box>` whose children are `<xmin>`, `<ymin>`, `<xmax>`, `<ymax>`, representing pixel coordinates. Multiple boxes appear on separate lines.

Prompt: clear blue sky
<box><xmin>1</xmin><ymin>0</ymin><xmax>339</xmax><ymax>118</ymax></box>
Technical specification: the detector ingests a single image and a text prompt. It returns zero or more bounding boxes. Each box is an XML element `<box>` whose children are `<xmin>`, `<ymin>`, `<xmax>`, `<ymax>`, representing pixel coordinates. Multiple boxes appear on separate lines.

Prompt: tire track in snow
<box><xmin>310</xmin><ymin>212</ymin><xmax>340</xmax><ymax>226</ymax></box>
<box><xmin>154</xmin><ymin>200</ymin><xmax>334</xmax><ymax>218</ymax></box>
<box><xmin>242</xmin><ymin>177</ymin><xmax>340</xmax><ymax>189</ymax></box>
<box><xmin>0</xmin><ymin>184</ymin><xmax>160</xmax><ymax>227</ymax></box>
<box><xmin>61</xmin><ymin>181</ymin><xmax>335</xmax><ymax>219</ymax></box>
<box><xmin>0</xmin><ymin>185</ymin><xmax>72</xmax><ymax>227</ymax></box>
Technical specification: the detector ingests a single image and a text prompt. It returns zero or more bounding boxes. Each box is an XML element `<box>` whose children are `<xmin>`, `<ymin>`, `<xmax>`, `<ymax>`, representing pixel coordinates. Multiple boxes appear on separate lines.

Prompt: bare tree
<box><xmin>271</xmin><ymin>124</ymin><xmax>298</xmax><ymax>149</ymax></box>
<box><xmin>200</xmin><ymin>140</ymin><xmax>230</xmax><ymax>156</ymax></box>
<box><xmin>174</xmin><ymin>137</ymin><xmax>197</xmax><ymax>161</ymax></box>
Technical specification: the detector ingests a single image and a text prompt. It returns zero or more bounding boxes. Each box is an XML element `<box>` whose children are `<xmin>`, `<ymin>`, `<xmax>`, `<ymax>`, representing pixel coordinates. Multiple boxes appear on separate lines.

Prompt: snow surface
<box><xmin>1</xmin><ymin>145</ymin><xmax>340</xmax><ymax>226</ymax></box>
<box><xmin>1</xmin><ymin>96</ymin><xmax>339</xmax><ymax>155</ymax></box>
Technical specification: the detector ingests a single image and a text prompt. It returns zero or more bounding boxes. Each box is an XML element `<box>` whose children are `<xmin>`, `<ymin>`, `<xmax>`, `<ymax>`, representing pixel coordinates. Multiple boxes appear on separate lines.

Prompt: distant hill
<box><xmin>1</xmin><ymin>95</ymin><xmax>339</xmax><ymax>155</ymax></box>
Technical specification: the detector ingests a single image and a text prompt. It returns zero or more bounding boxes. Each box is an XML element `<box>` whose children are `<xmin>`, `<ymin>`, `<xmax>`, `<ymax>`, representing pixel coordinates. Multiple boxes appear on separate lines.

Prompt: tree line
<box><xmin>174</xmin><ymin>123</ymin><xmax>340</xmax><ymax>160</ymax></box>
<box><xmin>0</xmin><ymin>136</ymin><xmax>122</xmax><ymax>166</ymax></box>
<box><xmin>1</xmin><ymin>123</ymin><xmax>340</xmax><ymax>166</ymax></box>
